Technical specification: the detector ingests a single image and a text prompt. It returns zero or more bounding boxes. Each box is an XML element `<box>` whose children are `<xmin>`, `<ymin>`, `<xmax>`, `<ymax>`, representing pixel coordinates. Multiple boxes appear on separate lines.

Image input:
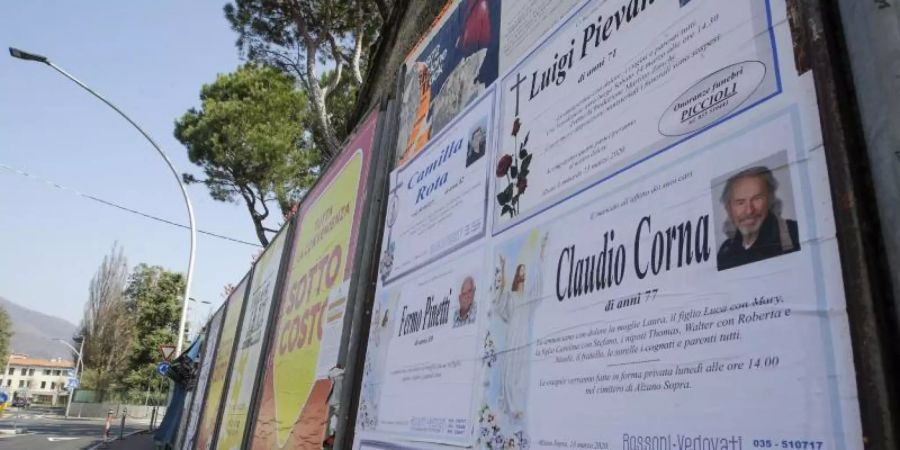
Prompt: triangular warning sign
<box><xmin>158</xmin><ymin>344</ymin><xmax>177</xmax><ymax>362</ymax></box>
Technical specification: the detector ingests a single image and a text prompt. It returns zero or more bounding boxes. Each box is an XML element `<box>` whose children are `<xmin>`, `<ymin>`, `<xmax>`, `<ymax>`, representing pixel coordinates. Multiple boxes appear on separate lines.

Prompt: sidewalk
<box><xmin>96</xmin><ymin>431</ymin><xmax>156</xmax><ymax>450</ymax></box>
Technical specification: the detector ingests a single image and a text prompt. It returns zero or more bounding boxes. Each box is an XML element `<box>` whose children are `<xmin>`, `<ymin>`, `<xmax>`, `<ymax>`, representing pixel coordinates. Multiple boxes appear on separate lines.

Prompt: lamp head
<box><xmin>9</xmin><ymin>47</ymin><xmax>48</xmax><ymax>63</ymax></box>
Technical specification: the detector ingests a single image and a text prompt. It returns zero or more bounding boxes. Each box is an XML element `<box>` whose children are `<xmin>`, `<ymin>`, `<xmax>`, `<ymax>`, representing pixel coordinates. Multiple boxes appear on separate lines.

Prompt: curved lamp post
<box><xmin>9</xmin><ymin>47</ymin><xmax>196</xmax><ymax>355</ymax></box>
<box><xmin>188</xmin><ymin>297</ymin><xmax>212</xmax><ymax>341</ymax></box>
<box><xmin>52</xmin><ymin>337</ymin><xmax>83</xmax><ymax>418</ymax></box>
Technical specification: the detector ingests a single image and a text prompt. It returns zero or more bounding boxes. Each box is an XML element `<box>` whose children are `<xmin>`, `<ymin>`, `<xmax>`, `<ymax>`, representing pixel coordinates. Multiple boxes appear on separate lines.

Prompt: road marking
<box><xmin>0</xmin><ymin>431</ymin><xmax>32</xmax><ymax>438</ymax></box>
<box><xmin>47</xmin><ymin>437</ymin><xmax>80</xmax><ymax>441</ymax></box>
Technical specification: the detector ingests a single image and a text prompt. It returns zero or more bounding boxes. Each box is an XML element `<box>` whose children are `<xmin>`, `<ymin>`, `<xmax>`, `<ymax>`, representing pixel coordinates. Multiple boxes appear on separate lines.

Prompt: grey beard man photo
<box><xmin>717</xmin><ymin>166</ymin><xmax>801</xmax><ymax>271</ymax></box>
<box><xmin>453</xmin><ymin>276</ymin><xmax>477</xmax><ymax>328</ymax></box>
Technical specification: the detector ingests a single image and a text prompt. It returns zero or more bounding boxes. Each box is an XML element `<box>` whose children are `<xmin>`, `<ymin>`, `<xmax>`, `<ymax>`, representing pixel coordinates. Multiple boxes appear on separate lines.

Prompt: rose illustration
<box><xmin>496</xmin><ymin>154</ymin><xmax>513</xmax><ymax>177</ymax></box>
<box><xmin>516</xmin><ymin>177</ymin><xmax>527</xmax><ymax>194</ymax></box>
<box><xmin>495</xmin><ymin>116</ymin><xmax>532</xmax><ymax>218</ymax></box>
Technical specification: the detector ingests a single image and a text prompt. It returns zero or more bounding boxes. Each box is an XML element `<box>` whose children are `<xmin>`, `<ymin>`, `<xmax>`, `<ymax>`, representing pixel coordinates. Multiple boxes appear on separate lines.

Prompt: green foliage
<box><xmin>175</xmin><ymin>63</ymin><xmax>319</xmax><ymax>245</ymax></box>
<box><xmin>224</xmin><ymin>0</ymin><xmax>391</xmax><ymax>157</ymax></box>
<box><xmin>0</xmin><ymin>306</ymin><xmax>11</xmax><ymax>366</ymax></box>
<box><xmin>78</xmin><ymin>368</ymin><xmax>104</xmax><ymax>392</ymax></box>
<box><xmin>119</xmin><ymin>264</ymin><xmax>185</xmax><ymax>395</ymax></box>
<box><xmin>78</xmin><ymin>368</ymin><xmax>127</xmax><ymax>402</ymax></box>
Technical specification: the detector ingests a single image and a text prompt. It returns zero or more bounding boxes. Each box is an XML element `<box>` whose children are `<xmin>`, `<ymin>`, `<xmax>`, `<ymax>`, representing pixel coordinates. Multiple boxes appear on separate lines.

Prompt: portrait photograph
<box><xmin>452</xmin><ymin>275</ymin><xmax>478</xmax><ymax>328</ymax></box>
<box><xmin>711</xmin><ymin>151</ymin><xmax>801</xmax><ymax>271</ymax></box>
<box><xmin>466</xmin><ymin>123</ymin><xmax>487</xmax><ymax>167</ymax></box>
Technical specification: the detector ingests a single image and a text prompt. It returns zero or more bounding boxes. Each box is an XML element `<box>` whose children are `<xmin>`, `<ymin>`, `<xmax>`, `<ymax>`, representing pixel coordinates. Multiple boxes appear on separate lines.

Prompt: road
<box><xmin>0</xmin><ymin>408</ymin><xmax>146</xmax><ymax>450</ymax></box>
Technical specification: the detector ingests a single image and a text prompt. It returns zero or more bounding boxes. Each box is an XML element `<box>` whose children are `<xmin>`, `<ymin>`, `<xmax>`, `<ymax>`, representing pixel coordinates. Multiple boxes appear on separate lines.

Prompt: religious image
<box><xmin>480</xmin><ymin>229</ymin><xmax>549</xmax><ymax>447</ymax></box>
<box><xmin>397</xmin><ymin>0</ymin><xmax>500</xmax><ymax>164</ymax></box>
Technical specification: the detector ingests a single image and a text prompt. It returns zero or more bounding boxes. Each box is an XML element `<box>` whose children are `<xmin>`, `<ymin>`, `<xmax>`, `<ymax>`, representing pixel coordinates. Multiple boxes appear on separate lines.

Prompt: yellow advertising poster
<box><xmin>194</xmin><ymin>277</ymin><xmax>247</xmax><ymax>450</ymax></box>
<box><xmin>215</xmin><ymin>227</ymin><xmax>289</xmax><ymax>450</ymax></box>
<box><xmin>250</xmin><ymin>112</ymin><xmax>377</xmax><ymax>449</ymax></box>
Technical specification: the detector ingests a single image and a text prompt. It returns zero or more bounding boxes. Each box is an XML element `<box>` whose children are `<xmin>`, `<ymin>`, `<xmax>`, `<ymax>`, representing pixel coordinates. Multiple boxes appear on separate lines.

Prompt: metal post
<box><xmin>60</xmin><ymin>337</ymin><xmax>84</xmax><ymax>419</ymax></box>
<box><xmin>149</xmin><ymin>406</ymin><xmax>157</xmax><ymax>431</ymax></box>
<box><xmin>119</xmin><ymin>406</ymin><xmax>127</xmax><ymax>439</ymax></box>
<box><xmin>64</xmin><ymin>386</ymin><xmax>74</xmax><ymax>419</ymax></box>
<box><xmin>8</xmin><ymin>47</ymin><xmax>197</xmax><ymax>355</ymax></box>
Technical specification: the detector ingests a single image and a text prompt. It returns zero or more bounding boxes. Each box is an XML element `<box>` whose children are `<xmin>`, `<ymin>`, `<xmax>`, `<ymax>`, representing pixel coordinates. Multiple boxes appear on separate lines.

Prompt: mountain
<box><xmin>0</xmin><ymin>296</ymin><xmax>79</xmax><ymax>359</ymax></box>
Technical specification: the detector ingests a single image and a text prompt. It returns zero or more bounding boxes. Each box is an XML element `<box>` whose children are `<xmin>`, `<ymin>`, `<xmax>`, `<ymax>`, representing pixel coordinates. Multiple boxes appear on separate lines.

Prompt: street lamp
<box><xmin>52</xmin><ymin>338</ymin><xmax>83</xmax><ymax>374</ymax></box>
<box><xmin>52</xmin><ymin>336</ymin><xmax>84</xmax><ymax>419</ymax></box>
<box><xmin>187</xmin><ymin>298</ymin><xmax>212</xmax><ymax>341</ymax></box>
<box><xmin>9</xmin><ymin>47</ymin><xmax>196</xmax><ymax>355</ymax></box>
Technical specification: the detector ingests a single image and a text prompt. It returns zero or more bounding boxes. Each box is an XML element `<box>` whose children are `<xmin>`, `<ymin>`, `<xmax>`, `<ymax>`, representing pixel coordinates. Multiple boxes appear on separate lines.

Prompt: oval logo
<box><xmin>658</xmin><ymin>61</ymin><xmax>766</xmax><ymax>136</ymax></box>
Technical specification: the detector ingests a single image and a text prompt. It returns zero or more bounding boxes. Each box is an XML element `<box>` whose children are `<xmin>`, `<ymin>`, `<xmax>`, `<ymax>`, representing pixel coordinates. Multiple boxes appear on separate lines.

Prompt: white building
<box><xmin>0</xmin><ymin>353</ymin><xmax>75</xmax><ymax>406</ymax></box>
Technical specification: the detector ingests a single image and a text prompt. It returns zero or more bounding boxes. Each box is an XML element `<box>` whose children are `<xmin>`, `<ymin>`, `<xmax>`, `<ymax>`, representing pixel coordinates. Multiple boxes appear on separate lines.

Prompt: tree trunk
<box><xmin>350</xmin><ymin>23</ymin><xmax>365</xmax><ymax>84</ymax></box>
<box><xmin>250</xmin><ymin>212</ymin><xmax>270</xmax><ymax>247</ymax></box>
<box><xmin>305</xmin><ymin>40</ymin><xmax>342</xmax><ymax>159</ymax></box>
<box><xmin>239</xmin><ymin>187</ymin><xmax>271</xmax><ymax>246</ymax></box>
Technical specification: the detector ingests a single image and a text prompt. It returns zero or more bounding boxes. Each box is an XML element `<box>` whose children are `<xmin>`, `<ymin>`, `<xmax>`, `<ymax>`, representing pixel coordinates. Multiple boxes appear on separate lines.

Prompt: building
<box><xmin>0</xmin><ymin>353</ymin><xmax>75</xmax><ymax>406</ymax></box>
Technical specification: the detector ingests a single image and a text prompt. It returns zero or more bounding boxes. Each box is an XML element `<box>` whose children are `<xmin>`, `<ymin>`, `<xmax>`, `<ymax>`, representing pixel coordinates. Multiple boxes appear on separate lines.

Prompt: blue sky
<box><xmin>0</xmin><ymin>2</ymin><xmax>272</xmax><ymax>330</ymax></box>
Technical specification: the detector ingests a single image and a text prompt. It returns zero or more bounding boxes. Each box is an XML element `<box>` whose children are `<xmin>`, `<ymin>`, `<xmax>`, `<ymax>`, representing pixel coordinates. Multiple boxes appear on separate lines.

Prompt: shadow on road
<box><xmin>0</xmin><ymin>413</ymin><xmax>146</xmax><ymax>450</ymax></box>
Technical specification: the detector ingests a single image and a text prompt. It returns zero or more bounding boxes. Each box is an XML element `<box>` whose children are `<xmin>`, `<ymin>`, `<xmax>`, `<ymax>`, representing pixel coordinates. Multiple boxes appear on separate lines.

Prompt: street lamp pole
<box><xmin>188</xmin><ymin>297</ymin><xmax>213</xmax><ymax>342</ymax></box>
<box><xmin>53</xmin><ymin>337</ymin><xmax>84</xmax><ymax>419</ymax></box>
<box><xmin>53</xmin><ymin>338</ymin><xmax>84</xmax><ymax>374</ymax></box>
<box><xmin>10</xmin><ymin>47</ymin><xmax>196</xmax><ymax>355</ymax></box>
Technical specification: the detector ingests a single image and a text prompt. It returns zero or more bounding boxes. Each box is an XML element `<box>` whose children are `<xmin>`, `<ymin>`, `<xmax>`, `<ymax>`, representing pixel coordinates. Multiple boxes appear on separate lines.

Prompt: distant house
<box><xmin>0</xmin><ymin>353</ymin><xmax>75</xmax><ymax>406</ymax></box>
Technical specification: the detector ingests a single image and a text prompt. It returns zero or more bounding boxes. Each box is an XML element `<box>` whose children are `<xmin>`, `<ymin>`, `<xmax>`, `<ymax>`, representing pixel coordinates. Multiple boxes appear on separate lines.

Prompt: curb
<box><xmin>85</xmin><ymin>429</ymin><xmax>148</xmax><ymax>450</ymax></box>
<box><xmin>0</xmin><ymin>428</ymin><xmax>26</xmax><ymax>435</ymax></box>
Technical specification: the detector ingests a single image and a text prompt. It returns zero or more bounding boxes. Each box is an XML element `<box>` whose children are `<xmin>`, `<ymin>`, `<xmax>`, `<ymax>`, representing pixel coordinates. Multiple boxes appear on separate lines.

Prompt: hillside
<box><xmin>0</xmin><ymin>296</ymin><xmax>79</xmax><ymax>359</ymax></box>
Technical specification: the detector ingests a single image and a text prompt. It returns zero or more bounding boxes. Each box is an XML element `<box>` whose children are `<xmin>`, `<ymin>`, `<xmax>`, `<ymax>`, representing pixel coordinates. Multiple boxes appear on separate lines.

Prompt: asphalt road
<box><xmin>0</xmin><ymin>409</ymin><xmax>145</xmax><ymax>450</ymax></box>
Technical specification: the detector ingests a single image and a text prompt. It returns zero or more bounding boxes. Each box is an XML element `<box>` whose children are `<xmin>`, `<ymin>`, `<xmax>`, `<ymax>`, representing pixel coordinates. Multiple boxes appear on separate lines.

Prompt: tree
<box><xmin>120</xmin><ymin>264</ymin><xmax>185</xmax><ymax>398</ymax></box>
<box><xmin>79</xmin><ymin>243</ymin><xmax>132</xmax><ymax>394</ymax></box>
<box><xmin>175</xmin><ymin>63</ymin><xmax>319</xmax><ymax>246</ymax></box>
<box><xmin>224</xmin><ymin>0</ymin><xmax>392</xmax><ymax>159</ymax></box>
<box><xmin>0</xmin><ymin>306</ymin><xmax>11</xmax><ymax>367</ymax></box>
<box><xmin>319</xmin><ymin>68</ymin><xmax>360</xmax><ymax>148</ymax></box>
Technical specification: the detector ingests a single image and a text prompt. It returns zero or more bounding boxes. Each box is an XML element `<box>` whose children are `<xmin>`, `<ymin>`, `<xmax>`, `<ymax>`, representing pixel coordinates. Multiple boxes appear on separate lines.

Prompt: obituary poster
<box><xmin>358</xmin><ymin>248</ymin><xmax>487</xmax><ymax>446</ymax></box>
<box><xmin>359</xmin><ymin>1</ymin><xmax>863</xmax><ymax>449</ymax></box>
<box><xmin>180</xmin><ymin>307</ymin><xmax>225</xmax><ymax>450</ymax></box>
<box><xmin>492</xmin><ymin>0</ymin><xmax>780</xmax><ymax>233</ymax></box>
<box><xmin>215</xmin><ymin>227</ymin><xmax>289</xmax><ymax>450</ymax></box>
<box><xmin>249</xmin><ymin>112</ymin><xmax>377</xmax><ymax>450</ymax></box>
<box><xmin>194</xmin><ymin>278</ymin><xmax>248</xmax><ymax>450</ymax></box>
<box><xmin>378</xmin><ymin>90</ymin><xmax>493</xmax><ymax>286</ymax></box>
<box><xmin>481</xmin><ymin>110</ymin><xmax>861</xmax><ymax>449</ymax></box>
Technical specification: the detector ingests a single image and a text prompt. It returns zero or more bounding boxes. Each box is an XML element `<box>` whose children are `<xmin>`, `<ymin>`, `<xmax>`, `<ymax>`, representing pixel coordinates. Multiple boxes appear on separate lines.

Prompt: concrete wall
<box><xmin>70</xmin><ymin>402</ymin><xmax>165</xmax><ymax>420</ymax></box>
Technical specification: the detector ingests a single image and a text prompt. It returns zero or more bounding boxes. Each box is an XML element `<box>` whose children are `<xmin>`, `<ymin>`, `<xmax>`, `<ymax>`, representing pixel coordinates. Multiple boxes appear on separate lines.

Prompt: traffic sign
<box><xmin>0</xmin><ymin>392</ymin><xmax>8</xmax><ymax>404</ymax></box>
<box><xmin>157</xmin><ymin>362</ymin><xmax>170</xmax><ymax>377</ymax></box>
<box><xmin>158</xmin><ymin>344</ymin><xmax>177</xmax><ymax>362</ymax></box>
